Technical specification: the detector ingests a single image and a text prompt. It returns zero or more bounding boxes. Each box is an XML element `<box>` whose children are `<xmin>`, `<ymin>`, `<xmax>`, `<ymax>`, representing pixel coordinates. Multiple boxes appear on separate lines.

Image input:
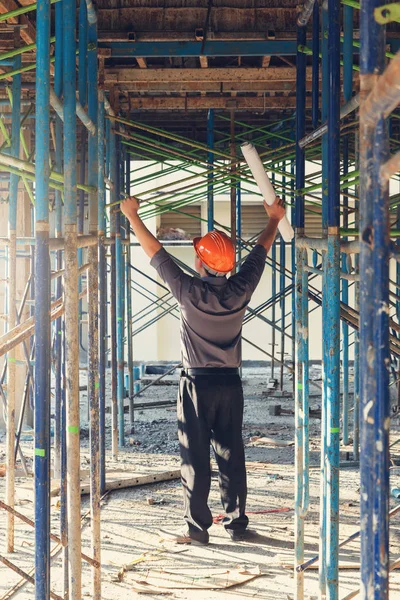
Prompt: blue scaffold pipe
<box><xmin>207</xmin><ymin>108</ymin><xmax>214</xmax><ymax>231</ymax></box>
<box><xmin>34</xmin><ymin>1</ymin><xmax>51</xmax><ymax>598</ymax></box>
<box><xmin>312</xmin><ymin>0</ymin><xmax>319</xmax><ymax>129</ymax></box>
<box><xmin>326</xmin><ymin>0</ymin><xmax>341</xmax><ymax>595</ymax></box>
<box><xmin>359</xmin><ymin>0</ymin><xmax>386</xmax><ymax>595</ymax></box>
<box><xmin>319</xmin><ymin>2</ymin><xmax>329</xmax><ymax>594</ymax></box>
<box><xmin>78</xmin><ymin>0</ymin><xmax>87</xmax><ymax>108</ymax></box>
<box><xmin>372</xmin><ymin>117</ymin><xmax>390</xmax><ymax>598</ymax></box>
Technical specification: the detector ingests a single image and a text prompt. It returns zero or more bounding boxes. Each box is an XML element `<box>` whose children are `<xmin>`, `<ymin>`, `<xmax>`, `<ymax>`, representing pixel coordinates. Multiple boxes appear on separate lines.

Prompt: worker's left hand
<box><xmin>121</xmin><ymin>196</ymin><xmax>140</xmax><ymax>219</ymax></box>
<box><xmin>264</xmin><ymin>196</ymin><xmax>286</xmax><ymax>222</ymax></box>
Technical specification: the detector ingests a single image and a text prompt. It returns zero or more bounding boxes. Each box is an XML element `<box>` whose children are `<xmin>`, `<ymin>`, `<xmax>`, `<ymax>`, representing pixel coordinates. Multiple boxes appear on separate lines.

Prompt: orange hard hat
<box><xmin>193</xmin><ymin>230</ymin><xmax>235</xmax><ymax>274</ymax></box>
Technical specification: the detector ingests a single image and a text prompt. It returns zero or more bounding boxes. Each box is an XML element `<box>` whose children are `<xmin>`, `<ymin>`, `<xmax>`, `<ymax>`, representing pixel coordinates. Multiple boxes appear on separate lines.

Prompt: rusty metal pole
<box><xmin>63</xmin><ymin>0</ymin><xmax>82</xmax><ymax>595</ymax></box>
<box><xmin>87</xmin><ymin>7</ymin><xmax>101</xmax><ymax>598</ymax></box>
<box><xmin>6</xmin><ymin>29</ymin><xmax>21</xmax><ymax>554</ymax></box>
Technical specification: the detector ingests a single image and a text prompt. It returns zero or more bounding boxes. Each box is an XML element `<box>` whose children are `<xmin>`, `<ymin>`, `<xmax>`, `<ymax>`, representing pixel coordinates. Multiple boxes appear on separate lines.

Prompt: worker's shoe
<box><xmin>225</xmin><ymin>528</ymin><xmax>258</xmax><ymax>542</ymax></box>
<box><xmin>159</xmin><ymin>527</ymin><xmax>209</xmax><ymax>546</ymax></box>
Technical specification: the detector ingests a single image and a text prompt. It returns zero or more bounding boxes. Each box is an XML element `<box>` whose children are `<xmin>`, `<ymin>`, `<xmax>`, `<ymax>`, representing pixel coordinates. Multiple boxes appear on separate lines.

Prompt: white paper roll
<box><xmin>241</xmin><ymin>142</ymin><xmax>294</xmax><ymax>242</ymax></box>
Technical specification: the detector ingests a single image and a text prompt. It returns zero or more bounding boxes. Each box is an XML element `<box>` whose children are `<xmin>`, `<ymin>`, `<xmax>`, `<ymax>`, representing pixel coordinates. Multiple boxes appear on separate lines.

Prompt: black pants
<box><xmin>177</xmin><ymin>372</ymin><xmax>249</xmax><ymax>540</ymax></box>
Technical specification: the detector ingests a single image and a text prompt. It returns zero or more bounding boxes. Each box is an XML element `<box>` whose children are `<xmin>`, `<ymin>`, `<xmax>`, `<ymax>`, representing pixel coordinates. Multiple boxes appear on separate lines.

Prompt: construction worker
<box><xmin>121</xmin><ymin>195</ymin><xmax>286</xmax><ymax>545</ymax></box>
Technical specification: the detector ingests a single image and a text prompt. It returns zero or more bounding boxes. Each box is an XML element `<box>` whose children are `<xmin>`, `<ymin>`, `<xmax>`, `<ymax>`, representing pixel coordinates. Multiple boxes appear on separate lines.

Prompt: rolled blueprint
<box><xmin>241</xmin><ymin>142</ymin><xmax>294</xmax><ymax>242</ymax></box>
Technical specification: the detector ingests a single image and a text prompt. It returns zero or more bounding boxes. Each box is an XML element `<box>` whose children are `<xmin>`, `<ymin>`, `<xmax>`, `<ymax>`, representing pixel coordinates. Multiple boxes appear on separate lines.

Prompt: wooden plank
<box><xmin>51</xmin><ymin>469</ymin><xmax>182</xmax><ymax>497</ymax></box>
<box><xmin>199</xmin><ymin>56</ymin><xmax>208</xmax><ymax>68</ymax></box>
<box><xmin>108</xmin><ymin>80</ymin><xmax>312</xmax><ymax>93</ymax></box>
<box><xmin>262</xmin><ymin>56</ymin><xmax>271</xmax><ymax>68</ymax></box>
<box><xmin>106</xmin><ymin>66</ymin><xmax>316</xmax><ymax>84</ymax></box>
<box><xmin>128</xmin><ymin>95</ymin><xmax>312</xmax><ymax>111</ymax></box>
<box><xmin>136</xmin><ymin>57</ymin><xmax>147</xmax><ymax>69</ymax></box>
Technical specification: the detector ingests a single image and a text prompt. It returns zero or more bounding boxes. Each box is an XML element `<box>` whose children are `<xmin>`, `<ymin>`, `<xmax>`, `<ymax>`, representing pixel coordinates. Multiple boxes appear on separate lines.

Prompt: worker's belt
<box><xmin>181</xmin><ymin>367</ymin><xmax>239</xmax><ymax>376</ymax></box>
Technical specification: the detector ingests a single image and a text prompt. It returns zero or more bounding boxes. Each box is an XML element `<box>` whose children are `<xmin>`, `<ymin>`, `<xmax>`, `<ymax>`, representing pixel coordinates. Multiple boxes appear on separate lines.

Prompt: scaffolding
<box><xmin>0</xmin><ymin>0</ymin><xmax>399</xmax><ymax>599</ymax></box>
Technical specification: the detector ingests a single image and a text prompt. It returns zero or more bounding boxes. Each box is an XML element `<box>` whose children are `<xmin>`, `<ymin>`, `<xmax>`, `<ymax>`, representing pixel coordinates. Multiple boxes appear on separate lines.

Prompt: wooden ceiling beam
<box><xmin>128</xmin><ymin>95</ymin><xmax>312</xmax><ymax>111</ymax></box>
<box><xmin>106</xmin><ymin>66</ymin><xmax>319</xmax><ymax>84</ymax></box>
<box><xmin>0</xmin><ymin>0</ymin><xmax>36</xmax><ymax>45</ymax></box>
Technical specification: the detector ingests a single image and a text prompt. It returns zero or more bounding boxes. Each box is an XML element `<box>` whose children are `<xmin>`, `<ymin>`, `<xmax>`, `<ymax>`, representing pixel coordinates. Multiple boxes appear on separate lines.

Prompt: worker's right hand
<box><xmin>121</xmin><ymin>196</ymin><xmax>140</xmax><ymax>220</ymax></box>
<box><xmin>264</xmin><ymin>197</ymin><xmax>286</xmax><ymax>222</ymax></box>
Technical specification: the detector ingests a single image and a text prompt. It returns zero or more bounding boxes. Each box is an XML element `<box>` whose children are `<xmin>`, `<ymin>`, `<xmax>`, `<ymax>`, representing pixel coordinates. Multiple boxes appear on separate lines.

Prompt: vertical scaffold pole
<box><xmin>6</xmin><ymin>30</ymin><xmax>21</xmax><ymax>554</ymax></box>
<box><xmin>53</xmin><ymin>0</ymin><xmax>63</xmax><ymax>482</ymax></box>
<box><xmin>341</xmin><ymin>0</ymin><xmax>353</xmax><ymax>448</ymax></box>
<box><xmin>78</xmin><ymin>0</ymin><xmax>87</xmax><ymax>360</ymax></box>
<box><xmin>34</xmin><ymin>0</ymin><xmax>51</xmax><ymax>596</ymax></box>
<box><xmin>63</xmin><ymin>0</ymin><xmax>82</xmax><ymax>595</ymax></box>
<box><xmin>98</xmin><ymin>91</ymin><xmax>106</xmax><ymax>493</ymax></box>
<box><xmin>236</xmin><ymin>179</ymin><xmax>241</xmax><ymax>266</ymax></box>
<box><xmin>125</xmin><ymin>151</ymin><xmax>134</xmax><ymax>428</ymax></box>
<box><xmin>359</xmin><ymin>0</ymin><xmax>389</xmax><ymax>596</ymax></box>
<box><xmin>326</xmin><ymin>0</ymin><xmax>341</xmax><ymax>596</ymax></box>
<box><xmin>312</xmin><ymin>0</ymin><xmax>319</xmax><ymax>129</ymax></box>
<box><xmin>271</xmin><ymin>240</ymin><xmax>276</xmax><ymax>380</ymax></box>
<box><xmin>87</xmin><ymin>10</ymin><xmax>101</xmax><ymax>598</ymax></box>
<box><xmin>116</xmin><ymin>139</ymin><xmax>125</xmax><ymax>448</ymax></box>
<box><xmin>230</xmin><ymin>111</ymin><xmax>236</xmax><ymax>273</ymax></box>
<box><xmin>109</xmin><ymin>127</ymin><xmax>118</xmax><ymax>458</ymax></box>
<box><xmin>280</xmin><ymin>163</ymin><xmax>286</xmax><ymax>391</ymax></box>
<box><xmin>319</xmin><ymin>0</ymin><xmax>329</xmax><ymax>592</ymax></box>
<box><xmin>294</xmin><ymin>17</ymin><xmax>308</xmax><ymax>600</ymax></box>
<box><xmin>207</xmin><ymin>109</ymin><xmax>214</xmax><ymax>231</ymax></box>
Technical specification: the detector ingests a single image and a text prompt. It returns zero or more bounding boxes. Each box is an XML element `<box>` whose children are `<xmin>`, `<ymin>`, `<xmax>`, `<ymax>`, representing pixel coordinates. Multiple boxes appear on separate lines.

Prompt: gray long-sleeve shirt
<box><xmin>150</xmin><ymin>244</ymin><xmax>267</xmax><ymax>368</ymax></box>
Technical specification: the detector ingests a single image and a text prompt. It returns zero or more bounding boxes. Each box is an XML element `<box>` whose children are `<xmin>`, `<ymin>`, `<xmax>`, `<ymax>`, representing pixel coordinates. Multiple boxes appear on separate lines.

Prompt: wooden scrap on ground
<box><xmin>51</xmin><ymin>469</ymin><xmax>181</xmax><ymax>497</ymax></box>
<box><xmin>115</xmin><ymin>548</ymin><xmax>189</xmax><ymax>582</ymax></box>
<box><xmin>130</xmin><ymin>565</ymin><xmax>263</xmax><ymax>592</ymax></box>
<box><xmin>250</xmin><ymin>436</ymin><xmax>294</xmax><ymax>447</ymax></box>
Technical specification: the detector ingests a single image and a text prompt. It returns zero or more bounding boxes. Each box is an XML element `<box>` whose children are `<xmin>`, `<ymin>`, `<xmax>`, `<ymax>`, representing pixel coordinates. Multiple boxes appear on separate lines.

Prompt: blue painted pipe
<box><xmin>319</xmin><ymin>3</ymin><xmax>329</xmax><ymax>594</ymax></box>
<box><xmin>78</xmin><ymin>0</ymin><xmax>87</xmax><ymax>108</ymax></box>
<box><xmin>359</xmin><ymin>0</ymin><xmax>386</xmax><ymax>595</ymax></box>
<box><xmin>236</xmin><ymin>179</ymin><xmax>241</xmax><ymax>266</ymax></box>
<box><xmin>341</xmin><ymin>1</ymin><xmax>352</xmax><ymax>449</ymax></box>
<box><xmin>342</xmin><ymin>135</ymin><xmax>350</xmax><ymax>446</ymax></box>
<box><xmin>34</xmin><ymin>1</ymin><xmax>51</xmax><ymax>597</ymax></box>
<box><xmin>207</xmin><ymin>109</ymin><xmax>214</xmax><ymax>231</ymax></box>
<box><xmin>311</xmin><ymin>0</ymin><xmax>319</xmax><ymax>129</ymax></box>
<box><xmin>326</xmin><ymin>0</ymin><xmax>341</xmax><ymax>594</ymax></box>
<box><xmin>295</xmin><ymin>25</ymin><xmax>306</xmax><ymax>231</ymax></box>
<box><xmin>372</xmin><ymin>117</ymin><xmax>390</xmax><ymax>597</ymax></box>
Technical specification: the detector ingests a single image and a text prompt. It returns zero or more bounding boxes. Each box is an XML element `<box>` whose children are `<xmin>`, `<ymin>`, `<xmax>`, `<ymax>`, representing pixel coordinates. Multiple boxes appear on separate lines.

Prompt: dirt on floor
<box><xmin>1</xmin><ymin>364</ymin><xmax>400</xmax><ymax>599</ymax></box>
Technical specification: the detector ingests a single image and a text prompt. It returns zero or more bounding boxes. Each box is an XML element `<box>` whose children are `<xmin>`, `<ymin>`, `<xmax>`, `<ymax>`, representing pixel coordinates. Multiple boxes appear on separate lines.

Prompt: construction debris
<box><xmin>129</xmin><ymin>565</ymin><xmax>263</xmax><ymax>591</ymax></box>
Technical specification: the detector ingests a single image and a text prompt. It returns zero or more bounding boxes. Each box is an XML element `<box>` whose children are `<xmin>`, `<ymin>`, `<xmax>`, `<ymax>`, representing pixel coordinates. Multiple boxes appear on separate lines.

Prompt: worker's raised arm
<box><xmin>121</xmin><ymin>196</ymin><xmax>162</xmax><ymax>259</ymax></box>
<box><xmin>256</xmin><ymin>196</ymin><xmax>286</xmax><ymax>254</ymax></box>
<box><xmin>121</xmin><ymin>196</ymin><xmax>190</xmax><ymax>303</ymax></box>
<box><xmin>229</xmin><ymin>196</ymin><xmax>287</xmax><ymax>299</ymax></box>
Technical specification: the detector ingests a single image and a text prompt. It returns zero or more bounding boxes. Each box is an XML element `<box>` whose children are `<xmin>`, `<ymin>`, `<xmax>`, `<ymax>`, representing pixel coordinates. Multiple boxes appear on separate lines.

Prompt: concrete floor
<box><xmin>1</xmin><ymin>366</ymin><xmax>400</xmax><ymax>598</ymax></box>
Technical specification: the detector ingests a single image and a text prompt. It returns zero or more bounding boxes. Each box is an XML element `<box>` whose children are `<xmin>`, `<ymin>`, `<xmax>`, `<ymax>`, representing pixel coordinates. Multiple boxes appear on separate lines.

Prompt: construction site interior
<box><xmin>0</xmin><ymin>0</ymin><xmax>400</xmax><ymax>598</ymax></box>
